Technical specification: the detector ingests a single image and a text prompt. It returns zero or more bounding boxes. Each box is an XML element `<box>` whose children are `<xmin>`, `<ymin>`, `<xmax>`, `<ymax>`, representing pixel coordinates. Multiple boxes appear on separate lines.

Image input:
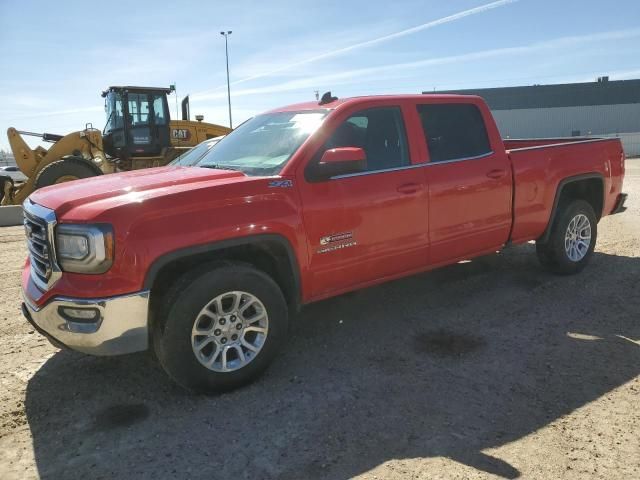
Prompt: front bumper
<box><xmin>22</xmin><ymin>290</ymin><xmax>150</xmax><ymax>356</ymax></box>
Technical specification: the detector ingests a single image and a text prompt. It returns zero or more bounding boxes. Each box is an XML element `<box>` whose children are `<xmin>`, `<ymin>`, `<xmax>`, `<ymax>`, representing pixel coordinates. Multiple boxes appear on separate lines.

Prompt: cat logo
<box><xmin>171</xmin><ymin>129</ymin><xmax>191</xmax><ymax>140</ymax></box>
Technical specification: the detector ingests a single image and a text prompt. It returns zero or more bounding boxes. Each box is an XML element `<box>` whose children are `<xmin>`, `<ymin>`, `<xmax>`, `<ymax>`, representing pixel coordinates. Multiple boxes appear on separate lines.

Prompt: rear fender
<box><xmin>538</xmin><ymin>173</ymin><xmax>604</xmax><ymax>243</ymax></box>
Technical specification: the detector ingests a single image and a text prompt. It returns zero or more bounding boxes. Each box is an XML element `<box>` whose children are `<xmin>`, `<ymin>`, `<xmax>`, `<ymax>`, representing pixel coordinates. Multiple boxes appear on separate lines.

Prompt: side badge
<box><xmin>317</xmin><ymin>232</ymin><xmax>357</xmax><ymax>254</ymax></box>
<box><xmin>268</xmin><ymin>179</ymin><xmax>293</xmax><ymax>188</ymax></box>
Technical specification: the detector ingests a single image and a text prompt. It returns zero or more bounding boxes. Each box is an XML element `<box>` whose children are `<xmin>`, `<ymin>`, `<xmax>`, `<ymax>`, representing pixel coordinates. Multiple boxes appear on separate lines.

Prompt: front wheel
<box><xmin>536</xmin><ymin>199</ymin><xmax>597</xmax><ymax>275</ymax></box>
<box><xmin>154</xmin><ymin>263</ymin><xmax>288</xmax><ymax>393</ymax></box>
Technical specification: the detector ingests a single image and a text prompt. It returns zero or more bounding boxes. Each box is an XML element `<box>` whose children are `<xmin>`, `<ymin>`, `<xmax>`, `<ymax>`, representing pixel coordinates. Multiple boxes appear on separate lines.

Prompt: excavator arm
<box><xmin>2</xmin><ymin>128</ymin><xmax>105</xmax><ymax>206</ymax></box>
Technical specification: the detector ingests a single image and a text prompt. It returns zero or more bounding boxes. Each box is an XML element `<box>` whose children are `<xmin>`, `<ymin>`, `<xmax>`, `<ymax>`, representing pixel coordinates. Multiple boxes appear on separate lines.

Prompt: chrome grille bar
<box><xmin>27</xmin><ymin>241</ymin><xmax>49</xmax><ymax>261</ymax></box>
<box><xmin>23</xmin><ymin>200</ymin><xmax>61</xmax><ymax>291</ymax></box>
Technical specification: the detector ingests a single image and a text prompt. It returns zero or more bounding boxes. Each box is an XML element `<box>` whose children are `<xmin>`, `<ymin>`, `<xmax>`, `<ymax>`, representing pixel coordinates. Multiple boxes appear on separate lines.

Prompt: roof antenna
<box><xmin>319</xmin><ymin>91</ymin><xmax>338</xmax><ymax>105</ymax></box>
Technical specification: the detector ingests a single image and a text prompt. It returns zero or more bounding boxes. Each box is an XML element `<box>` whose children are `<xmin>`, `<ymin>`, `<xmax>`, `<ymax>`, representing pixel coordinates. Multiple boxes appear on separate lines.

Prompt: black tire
<box><xmin>34</xmin><ymin>156</ymin><xmax>102</xmax><ymax>189</ymax></box>
<box><xmin>536</xmin><ymin>199</ymin><xmax>597</xmax><ymax>275</ymax></box>
<box><xmin>153</xmin><ymin>262</ymin><xmax>289</xmax><ymax>393</ymax></box>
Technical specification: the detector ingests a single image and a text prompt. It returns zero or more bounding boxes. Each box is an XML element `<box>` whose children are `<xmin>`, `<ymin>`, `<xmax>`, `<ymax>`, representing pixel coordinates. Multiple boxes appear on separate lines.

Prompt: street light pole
<box><xmin>220</xmin><ymin>30</ymin><xmax>233</xmax><ymax>128</ymax></box>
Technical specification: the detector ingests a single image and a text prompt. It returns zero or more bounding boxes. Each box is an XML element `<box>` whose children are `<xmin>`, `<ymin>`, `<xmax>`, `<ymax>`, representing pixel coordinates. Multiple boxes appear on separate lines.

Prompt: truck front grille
<box><xmin>23</xmin><ymin>200</ymin><xmax>60</xmax><ymax>291</ymax></box>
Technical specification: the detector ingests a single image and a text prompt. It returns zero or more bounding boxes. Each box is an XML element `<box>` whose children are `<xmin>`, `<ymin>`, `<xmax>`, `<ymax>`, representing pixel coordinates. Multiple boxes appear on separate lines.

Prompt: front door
<box><xmin>299</xmin><ymin>106</ymin><xmax>430</xmax><ymax>299</ymax></box>
<box><xmin>125</xmin><ymin>92</ymin><xmax>154</xmax><ymax>156</ymax></box>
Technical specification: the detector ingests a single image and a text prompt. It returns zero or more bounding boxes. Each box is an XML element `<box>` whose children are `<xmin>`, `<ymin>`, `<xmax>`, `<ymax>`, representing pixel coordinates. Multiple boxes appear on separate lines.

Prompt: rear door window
<box><xmin>417</xmin><ymin>104</ymin><xmax>491</xmax><ymax>162</ymax></box>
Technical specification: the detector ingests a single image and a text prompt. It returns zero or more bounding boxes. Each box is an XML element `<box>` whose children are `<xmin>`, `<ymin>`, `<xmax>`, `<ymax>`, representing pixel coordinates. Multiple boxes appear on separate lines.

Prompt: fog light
<box><xmin>58</xmin><ymin>306</ymin><xmax>101</xmax><ymax>323</ymax></box>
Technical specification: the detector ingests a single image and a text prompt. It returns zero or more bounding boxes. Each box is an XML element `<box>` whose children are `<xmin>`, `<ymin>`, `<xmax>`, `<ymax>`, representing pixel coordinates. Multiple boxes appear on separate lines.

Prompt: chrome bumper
<box><xmin>22</xmin><ymin>290</ymin><xmax>150</xmax><ymax>356</ymax></box>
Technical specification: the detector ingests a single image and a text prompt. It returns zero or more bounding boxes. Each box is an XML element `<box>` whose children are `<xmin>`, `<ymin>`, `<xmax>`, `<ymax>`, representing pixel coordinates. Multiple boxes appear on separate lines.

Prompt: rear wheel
<box><xmin>536</xmin><ymin>199</ymin><xmax>597</xmax><ymax>275</ymax></box>
<box><xmin>34</xmin><ymin>156</ymin><xmax>102</xmax><ymax>189</ymax></box>
<box><xmin>153</xmin><ymin>262</ymin><xmax>288</xmax><ymax>393</ymax></box>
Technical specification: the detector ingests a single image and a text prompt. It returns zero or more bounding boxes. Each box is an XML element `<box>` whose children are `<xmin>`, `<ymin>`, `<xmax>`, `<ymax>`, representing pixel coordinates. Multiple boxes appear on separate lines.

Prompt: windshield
<box><xmin>195</xmin><ymin>110</ymin><xmax>327</xmax><ymax>175</ymax></box>
<box><xmin>104</xmin><ymin>92</ymin><xmax>124</xmax><ymax>133</ymax></box>
<box><xmin>170</xmin><ymin>138</ymin><xmax>221</xmax><ymax>166</ymax></box>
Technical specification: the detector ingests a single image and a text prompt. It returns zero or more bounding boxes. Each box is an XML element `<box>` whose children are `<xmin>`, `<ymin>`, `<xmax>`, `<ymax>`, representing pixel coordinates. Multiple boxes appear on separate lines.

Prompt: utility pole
<box><xmin>220</xmin><ymin>30</ymin><xmax>233</xmax><ymax>128</ymax></box>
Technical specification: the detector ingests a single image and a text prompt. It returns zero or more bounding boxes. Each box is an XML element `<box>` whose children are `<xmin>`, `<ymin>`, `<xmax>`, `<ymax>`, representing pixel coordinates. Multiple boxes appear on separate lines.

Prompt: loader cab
<box><xmin>102</xmin><ymin>86</ymin><xmax>172</xmax><ymax>159</ymax></box>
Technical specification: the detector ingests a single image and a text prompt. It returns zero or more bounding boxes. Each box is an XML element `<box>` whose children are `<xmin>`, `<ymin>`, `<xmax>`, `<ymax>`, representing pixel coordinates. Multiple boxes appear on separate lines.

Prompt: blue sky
<box><xmin>1</xmin><ymin>0</ymin><xmax>640</xmax><ymax>150</ymax></box>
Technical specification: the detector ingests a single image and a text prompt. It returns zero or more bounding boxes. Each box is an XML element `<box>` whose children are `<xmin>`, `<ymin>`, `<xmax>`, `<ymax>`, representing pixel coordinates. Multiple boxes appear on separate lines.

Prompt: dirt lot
<box><xmin>0</xmin><ymin>162</ymin><xmax>638</xmax><ymax>480</ymax></box>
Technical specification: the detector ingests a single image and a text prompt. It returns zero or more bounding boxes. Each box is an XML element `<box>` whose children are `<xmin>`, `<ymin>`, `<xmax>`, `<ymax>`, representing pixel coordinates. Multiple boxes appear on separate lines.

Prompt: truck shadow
<box><xmin>23</xmin><ymin>246</ymin><xmax>640</xmax><ymax>479</ymax></box>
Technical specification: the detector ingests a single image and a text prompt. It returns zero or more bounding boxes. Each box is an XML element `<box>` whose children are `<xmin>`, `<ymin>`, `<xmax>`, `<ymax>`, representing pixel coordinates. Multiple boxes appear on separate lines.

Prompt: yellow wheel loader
<box><xmin>1</xmin><ymin>86</ymin><xmax>231</xmax><ymax>205</ymax></box>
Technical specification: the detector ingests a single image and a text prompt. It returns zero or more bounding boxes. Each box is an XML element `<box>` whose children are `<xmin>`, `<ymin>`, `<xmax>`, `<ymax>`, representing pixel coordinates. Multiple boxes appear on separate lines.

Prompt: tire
<box><xmin>153</xmin><ymin>262</ymin><xmax>289</xmax><ymax>393</ymax></box>
<box><xmin>34</xmin><ymin>156</ymin><xmax>102</xmax><ymax>189</ymax></box>
<box><xmin>536</xmin><ymin>199</ymin><xmax>597</xmax><ymax>275</ymax></box>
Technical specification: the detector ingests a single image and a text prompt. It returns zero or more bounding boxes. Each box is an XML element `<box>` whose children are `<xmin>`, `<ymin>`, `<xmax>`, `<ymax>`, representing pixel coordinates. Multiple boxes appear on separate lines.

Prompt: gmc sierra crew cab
<box><xmin>21</xmin><ymin>94</ymin><xmax>627</xmax><ymax>392</ymax></box>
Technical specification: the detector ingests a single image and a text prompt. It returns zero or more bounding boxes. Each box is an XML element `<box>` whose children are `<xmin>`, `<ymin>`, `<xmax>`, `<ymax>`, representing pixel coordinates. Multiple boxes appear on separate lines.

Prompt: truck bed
<box><xmin>506</xmin><ymin>137</ymin><xmax>625</xmax><ymax>244</ymax></box>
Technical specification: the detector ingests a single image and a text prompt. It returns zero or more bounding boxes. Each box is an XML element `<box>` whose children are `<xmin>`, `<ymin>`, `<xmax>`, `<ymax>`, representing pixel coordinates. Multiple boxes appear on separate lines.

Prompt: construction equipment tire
<box><xmin>34</xmin><ymin>156</ymin><xmax>102</xmax><ymax>189</ymax></box>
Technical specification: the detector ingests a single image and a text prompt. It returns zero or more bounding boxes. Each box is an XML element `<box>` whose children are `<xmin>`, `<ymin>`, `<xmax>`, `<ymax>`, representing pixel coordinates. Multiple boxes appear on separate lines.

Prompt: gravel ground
<box><xmin>0</xmin><ymin>161</ymin><xmax>638</xmax><ymax>480</ymax></box>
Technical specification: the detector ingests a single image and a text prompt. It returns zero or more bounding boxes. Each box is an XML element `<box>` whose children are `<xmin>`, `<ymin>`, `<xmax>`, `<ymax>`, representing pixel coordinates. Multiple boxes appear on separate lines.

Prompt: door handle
<box><xmin>396</xmin><ymin>183</ymin><xmax>422</xmax><ymax>194</ymax></box>
<box><xmin>486</xmin><ymin>169</ymin><xmax>507</xmax><ymax>179</ymax></box>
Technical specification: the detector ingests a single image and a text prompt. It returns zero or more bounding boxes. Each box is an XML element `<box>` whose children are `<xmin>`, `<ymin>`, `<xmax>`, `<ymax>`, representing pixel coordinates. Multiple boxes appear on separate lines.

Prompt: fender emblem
<box><xmin>317</xmin><ymin>232</ymin><xmax>356</xmax><ymax>253</ymax></box>
<box><xmin>268</xmin><ymin>179</ymin><xmax>293</xmax><ymax>188</ymax></box>
<box><xmin>319</xmin><ymin>232</ymin><xmax>353</xmax><ymax>246</ymax></box>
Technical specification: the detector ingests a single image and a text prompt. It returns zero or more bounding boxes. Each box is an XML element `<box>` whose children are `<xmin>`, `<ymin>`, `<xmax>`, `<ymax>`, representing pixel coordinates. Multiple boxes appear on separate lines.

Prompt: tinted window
<box><xmin>417</xmin><ymin>104</ymin><xmax>491</xmax><ymax>162</ymax></box>
<box><xmin>322</xmin><ymin>107</ymin><xmax>409</xmax><ymax>173</ymax></box>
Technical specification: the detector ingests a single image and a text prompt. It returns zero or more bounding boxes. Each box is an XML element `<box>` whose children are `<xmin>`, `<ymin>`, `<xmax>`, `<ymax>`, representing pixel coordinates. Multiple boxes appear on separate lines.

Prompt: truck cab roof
<box><xmin>268</xmin><ymin>94</ymin><xmax>484</xmax><ymax>113</ymax></box>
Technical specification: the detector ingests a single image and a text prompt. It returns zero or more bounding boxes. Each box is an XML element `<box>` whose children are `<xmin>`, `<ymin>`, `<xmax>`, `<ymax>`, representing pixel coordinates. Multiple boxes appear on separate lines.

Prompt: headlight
<box><xmin>55</xmin><ymin>224</ymin><xmax>114</xmax><ymax>274</ymax></box>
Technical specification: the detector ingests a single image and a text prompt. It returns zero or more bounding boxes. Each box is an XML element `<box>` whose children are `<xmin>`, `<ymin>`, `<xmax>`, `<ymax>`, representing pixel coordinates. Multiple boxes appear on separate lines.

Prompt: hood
<box><xmin>30</xmin><ymin>166</ymin><xmax>248</xmax><ymax>219</ymax></box>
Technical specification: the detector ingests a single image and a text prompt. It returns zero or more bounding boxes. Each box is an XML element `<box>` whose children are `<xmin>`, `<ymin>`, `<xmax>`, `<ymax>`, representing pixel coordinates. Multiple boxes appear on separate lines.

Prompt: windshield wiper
<box><xmin>199</xmin><ymin>164</ymin><xmax>243</xmax><ymax>172</ymax></box>
<box><xmin>103</xmin><ymin>110</ymin><xmax>114</xmax><ymax>134</ymax></box>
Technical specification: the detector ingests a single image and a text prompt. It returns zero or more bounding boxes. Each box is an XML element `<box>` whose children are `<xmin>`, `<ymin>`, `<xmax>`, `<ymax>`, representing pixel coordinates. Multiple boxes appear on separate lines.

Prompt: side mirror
<box><xmin>315</xmin><ymin>147</ymin><xmax>367</xmax><ymax>180</ymax></box>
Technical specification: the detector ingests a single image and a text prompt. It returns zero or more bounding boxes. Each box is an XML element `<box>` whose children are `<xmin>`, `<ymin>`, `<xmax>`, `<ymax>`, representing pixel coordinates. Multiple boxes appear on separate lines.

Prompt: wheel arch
<box><xmin>144</xmin><ymin>234</ymin><xmax>302</xmax><ymax>325</ymax></box>
<box><xmin>539</xmin><ymin>173</ymin><xmax>604</xmax><ymax>244</ymax></box>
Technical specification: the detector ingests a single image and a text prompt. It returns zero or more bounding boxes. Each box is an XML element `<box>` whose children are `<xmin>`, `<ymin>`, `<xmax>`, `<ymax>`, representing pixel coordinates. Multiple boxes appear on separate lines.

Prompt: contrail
<box><xmin>193</xmin><ymin>0</ymin><xmax>519</xmax><ymax>98</ymax></box>
<box><xmin>193</xmin><ymin>27</ymin><xmax>640</xmax><ymax>102</ymax></box>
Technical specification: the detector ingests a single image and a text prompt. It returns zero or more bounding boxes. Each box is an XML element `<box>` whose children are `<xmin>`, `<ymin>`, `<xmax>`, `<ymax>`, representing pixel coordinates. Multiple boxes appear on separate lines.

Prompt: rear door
<box><xmin>298</xmin><ymin>104</ymin><xmax>430</xmax><ymax>298</ymax></box>
<box><xmin>417</xmin><ymin>102</ymin><xmax>512</xmax><ymax>263</ymax></box>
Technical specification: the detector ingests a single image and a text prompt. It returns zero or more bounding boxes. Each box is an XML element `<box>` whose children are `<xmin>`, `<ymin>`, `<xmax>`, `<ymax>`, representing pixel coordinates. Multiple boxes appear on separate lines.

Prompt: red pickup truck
<box><xmin>21</xmin><ymin>94</ymin><xmax>627</xmax><ymax>392</ymax></box>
